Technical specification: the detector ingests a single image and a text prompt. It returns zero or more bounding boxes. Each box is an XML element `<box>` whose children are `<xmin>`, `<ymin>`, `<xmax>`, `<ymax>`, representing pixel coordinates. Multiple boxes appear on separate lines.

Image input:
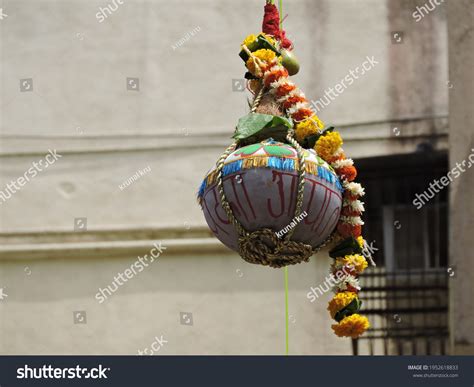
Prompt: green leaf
<box><xmin>234</xmin><ymin>114</ymin><xmax>273</xmax><ymax>139</ymax></box>
<box><xmin>233</xmin><ymin>113</ymin><xmax>293</xmax><ymax>140</ymax></box>
<box><xmin>329</xmin><ymin>237</ymin><xmax>362</xmax><ymax>259</ymax></box>
<box><xmin>302</xmin><ymin>126</ymin><xmax>336</xmax><ymax>149</ymax></box>
<box><xmin>256</xmin><ymin>34</ymin><xmax>280</xmax><ymax>55</ymax></box>
<box><xmin>334</xmin><ymin>298</ymin><xmax>362</xmax><ymax>322</ymax></box>
<box><xmin>303</xmin><ymin>134</ymin><xmax>319</xmax><ymax>149</ymax></box>
<box><xmin>244</xmin><ymin>71</ymin><xmax>258</xmax><ymax>80</ymax></box>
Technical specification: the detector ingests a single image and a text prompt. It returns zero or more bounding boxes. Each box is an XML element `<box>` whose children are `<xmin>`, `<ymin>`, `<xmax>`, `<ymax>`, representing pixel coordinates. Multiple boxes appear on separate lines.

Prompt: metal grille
<box><xmin>356</xmin><ymin>267</ymin><xmax>448</xmax><ymax>355</ymax></box>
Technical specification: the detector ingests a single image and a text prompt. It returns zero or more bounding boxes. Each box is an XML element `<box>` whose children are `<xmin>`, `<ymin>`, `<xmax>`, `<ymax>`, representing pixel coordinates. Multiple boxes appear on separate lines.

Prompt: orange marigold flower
<box><xmin>264</xmin><ymin>68</ymin><xmax>289</xmax><ymax>87</ymax></box>
<box><xmin>332</xmin><ymin>314</ymin><xmax>370</xmax><ymax>339</ymax></box>
<box><xmin>282</xmin><ymin>95</ymin><xmax>307</xmax><ymax>110</ymax></box>
<box><xmin>337</xmin><ymin>222</ymin><xmax>362</xmax><ymax>238</ymax></box>
<box><xmin>291</xmin><ymin>108</ymin><xmax>313</xmax><ymax>122</ymax></box>
<box><xmin>261</xmin><ymin>64</ymin><xmax>274</xmax><ymax>73</ymax></box>
<box><xmin>275</xmin><ymin>83</ymin><xmax>296</xmax><ymax>97</ymax></box>
<box><xmin>337</xmin><ymin>165</ymin><xmax>357</xmax><ymax>182</ymax></box>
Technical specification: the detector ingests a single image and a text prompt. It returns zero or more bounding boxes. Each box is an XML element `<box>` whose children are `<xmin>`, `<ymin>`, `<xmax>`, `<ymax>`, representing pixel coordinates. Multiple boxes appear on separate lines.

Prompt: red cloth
<box><xmin>279</xmin><ymin>30</ymin><xmax>293</xmax><ymax>49</ymax></box>
<box><xmin>262</xmin><ymin>4</ymin><xmax>280</xmax><ymax>37</ymax></box>
<box><xmin>262</xmin><ymin>3</ymin><xmax>293</xmax><ymax>50</ymax></box>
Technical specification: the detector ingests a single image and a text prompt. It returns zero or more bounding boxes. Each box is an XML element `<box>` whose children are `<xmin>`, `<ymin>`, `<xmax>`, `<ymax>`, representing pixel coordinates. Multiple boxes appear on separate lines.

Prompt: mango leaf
<box><xmin>257</xmin><ymin>34</ymin><xmax>280</xmax><ymax>54</ymax></box>
<box><xmin>329</xmin><ymin>237</ymin><xmax>363</xmax><ymax>259</ymax></box>
<box><xmin>334</xmin><ymin>298</ymin><xmax>362</xmax><ymax>322</ymax></box>
<box><xmin>302</xmin><ymin>134</ymin><xmax>319</xmax><ymax>149</ymax></box>
<box><xmin>233</xmin><ymin>113</ymin><xmax>293</xmax><ymax>140</ymax></box>
<box><xmin>302</xmin><ymin>126</ymin><xmax>335</xmax><ymax>149</ymax></box>
<box><xmin>244</xmin><ymin>71</ymin><xmax>258</xmax><ymax>80</ymax></box>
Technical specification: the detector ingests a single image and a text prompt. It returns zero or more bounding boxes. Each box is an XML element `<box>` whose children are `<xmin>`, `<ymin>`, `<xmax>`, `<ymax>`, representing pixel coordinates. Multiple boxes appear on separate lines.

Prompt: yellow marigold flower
<box><xmin>331</xmin><ymin>314</ymin><xmax>370</xmax><ymax>338</ymax></box>
<box><xmin>242</xmin><ymin>34</ymin><xmax>257</xmax><ymax>47</ymax></box>
<box><xmin>356</xmin><ymin>236</ymin><xmax>365</xmax><ymax>249</ymax></box>
<box><xmin>311</xmin><ymin>115</ymin><xmax>325</xmax><ymax>130</ymax></box>
<box><xmin>337</xmin><ymin>254</ymin><xmax>368</xmax><ymax>274</ymax></box>
<box><xmin>315</xmin><ymin>131</ymin><xmax>343</xmax><ymax>160</ymax></box>
<box><xmin>253</xmin><ymin>49</ymin><xmax>277</xmax><ymax>63</ymax></box>
<box><xmin>246</xmin><ymin>49</ymin><xmax>277</xmax><ymax>75</ymax></box>
<box><xmin>327</xmin><ymin>291</ymin><xmax>358</xmax><ymax>319</ymax></box>
<box><xmin>294</xmin><ymin>115</ymin><xmax>323</xmax><ymax>142</ymax></box>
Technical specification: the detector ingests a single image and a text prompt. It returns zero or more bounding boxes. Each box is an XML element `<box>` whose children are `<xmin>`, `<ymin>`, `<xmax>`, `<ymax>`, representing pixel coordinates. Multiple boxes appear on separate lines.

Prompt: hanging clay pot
<box><xmin>198</xmin><ymin>139</ymin><xmax>342</xmax><ymax>266</ymax></box>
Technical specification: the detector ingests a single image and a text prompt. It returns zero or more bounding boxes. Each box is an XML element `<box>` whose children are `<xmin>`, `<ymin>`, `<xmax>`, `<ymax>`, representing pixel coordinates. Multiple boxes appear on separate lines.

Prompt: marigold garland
<box><xmin>290</xmin><ymin>108</ymin><xmax>313</xmax><ymax>122</ymax></box>
<box><xmin>246</xmin><ymin>49</ymin><xmax>278</xmax><ymax>76</ymax></box>
<box><xmin>294</xmin><ymin>118</ymin><xmax>318</xmax><ymax>142</ymax></box>
<box><xmin>315</xmin><ymin>131</ymin><xmax>343</xmax><ymax>160</ymax></box>
<box><xmin>332</xmin><ymin>314</ymin><xmax>370</xmax><ymax>338</ymax></box>
<box><xmin>337</xmin><ymin>223</ymin><xmax>362</xmax><ymax>238</ymax></box>
<box><xmin>327</xmin><ymin>291</ymin><xmax>358</xmax><ymax>319</ymax></box>
<box><xmin>337</xmin><ymin>165</ymin><xmax>357</xmax><ymax>182</ymax></box>
<box><xmin>334</xmin><ymin>254</ymin><xmax>368</xmax><ymax>274</ymax></box>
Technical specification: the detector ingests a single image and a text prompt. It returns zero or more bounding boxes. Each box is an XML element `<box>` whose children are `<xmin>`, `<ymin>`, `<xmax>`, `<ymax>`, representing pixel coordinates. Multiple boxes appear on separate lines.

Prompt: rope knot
<box><xmin>238</xmin><ymin>228</ymin><xmax>313</xmax><ymax>268</ymax></box>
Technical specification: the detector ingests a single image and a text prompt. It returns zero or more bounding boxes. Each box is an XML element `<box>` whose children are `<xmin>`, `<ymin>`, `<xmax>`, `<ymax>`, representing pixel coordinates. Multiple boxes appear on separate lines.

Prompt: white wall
<box><xmin>0</xmin><ymin>248</ymin><xmax>352</xmax><ymax>355</ymax></box>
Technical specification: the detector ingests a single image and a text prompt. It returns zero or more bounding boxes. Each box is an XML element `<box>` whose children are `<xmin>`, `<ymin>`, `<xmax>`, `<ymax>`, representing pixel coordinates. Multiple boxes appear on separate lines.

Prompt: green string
<box><xmin>284</xmin><ymin>266</ymin><xmax>289</xmax><ymax>355</ymax></box>
<box><xmin>279</xmin><ymin>0</ymin><xmax>283</xmax><ymax>30</ymax></box>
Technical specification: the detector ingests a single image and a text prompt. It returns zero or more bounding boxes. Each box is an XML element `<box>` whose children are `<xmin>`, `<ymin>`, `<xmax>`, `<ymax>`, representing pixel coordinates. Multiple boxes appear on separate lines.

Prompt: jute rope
<box><xmin>215</xmin><ymin>84</ymin><xmax>334</xmax><ymax>268</ymax></box>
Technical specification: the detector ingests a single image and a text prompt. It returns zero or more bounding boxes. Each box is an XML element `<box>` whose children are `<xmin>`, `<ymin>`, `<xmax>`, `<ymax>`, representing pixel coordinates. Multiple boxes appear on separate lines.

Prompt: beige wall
<box><xmin>0</xmin><ymin>0</ymin><xmax>450</xmax><ymax>354</ymax></box>
<box><xmin>447</xmin><ymin>0</ymin><xmax>474</xmax><ymax>356</ymax></box>
<box><xmin>0</xmin><ymin>246</ymin><xmax>352</xmax><ymax>355</ymax></box>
